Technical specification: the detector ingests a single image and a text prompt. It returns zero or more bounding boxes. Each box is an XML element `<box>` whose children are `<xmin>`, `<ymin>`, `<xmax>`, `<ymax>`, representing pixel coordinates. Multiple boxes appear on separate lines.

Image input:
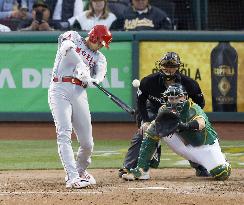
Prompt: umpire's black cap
<box><xmin>160</xmin><ymin>52</ymin><xmax>181</xmax><ymax>68</ymax></box>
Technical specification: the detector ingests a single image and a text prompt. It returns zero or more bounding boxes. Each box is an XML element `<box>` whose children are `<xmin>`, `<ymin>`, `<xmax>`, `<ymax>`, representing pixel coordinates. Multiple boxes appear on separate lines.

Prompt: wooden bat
<box><xmin>93</xmin><ymin>82</ymin><xmax>135</xmax><ymax>115</ymax></box>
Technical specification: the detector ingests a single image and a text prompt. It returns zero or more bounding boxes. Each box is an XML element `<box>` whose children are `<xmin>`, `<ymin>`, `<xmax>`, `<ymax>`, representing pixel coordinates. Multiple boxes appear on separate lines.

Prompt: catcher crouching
<box><xmin>122</xmin><ymin>83</ymin><xmax>231</xmax><ymax>181</ymax></box>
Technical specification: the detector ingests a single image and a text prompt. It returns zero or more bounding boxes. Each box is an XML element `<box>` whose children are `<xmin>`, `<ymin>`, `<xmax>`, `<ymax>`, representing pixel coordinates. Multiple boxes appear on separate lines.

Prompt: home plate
<box><xmin>128</xmin><ymin>187</ymin><xmax>169</xmax><ymax>190</ymax></box>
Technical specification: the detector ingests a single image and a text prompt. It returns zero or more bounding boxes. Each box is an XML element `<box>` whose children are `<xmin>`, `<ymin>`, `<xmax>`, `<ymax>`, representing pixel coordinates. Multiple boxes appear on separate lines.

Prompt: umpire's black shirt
<box><xmin>137</xmin><ymin>72</ymin><xmax>205</xmax><ymax>123</ymax></box>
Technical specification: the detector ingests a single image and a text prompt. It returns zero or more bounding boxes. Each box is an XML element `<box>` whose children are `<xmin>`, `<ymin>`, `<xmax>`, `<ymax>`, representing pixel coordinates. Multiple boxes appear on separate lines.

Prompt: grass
<box><xmin>0</xmin><ymin>139</ymin><xmax>243</xmax><ymax>170</ymax></box>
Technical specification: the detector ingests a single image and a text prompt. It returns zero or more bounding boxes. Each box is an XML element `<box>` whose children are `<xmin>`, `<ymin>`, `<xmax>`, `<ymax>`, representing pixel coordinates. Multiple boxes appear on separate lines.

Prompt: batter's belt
<box><xmin>53</xmin><ymin>77</ymin><xmax>87</xmax><ymax>88</ymax></box>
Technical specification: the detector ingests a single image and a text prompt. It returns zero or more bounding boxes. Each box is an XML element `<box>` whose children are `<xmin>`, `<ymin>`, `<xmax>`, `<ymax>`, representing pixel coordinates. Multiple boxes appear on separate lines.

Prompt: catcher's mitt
<box><xmin>155</xmin><ymin>109</ymin><xmax>180</xmax><ymax>137</ymax></box>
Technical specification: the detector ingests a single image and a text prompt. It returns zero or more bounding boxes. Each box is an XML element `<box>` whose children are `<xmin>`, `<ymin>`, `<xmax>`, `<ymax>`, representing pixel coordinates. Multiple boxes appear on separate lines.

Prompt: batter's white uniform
<box><xmin>48</xmin><ymin>31</ymin><xmax>107</xmax><ymax>182</ymax></box>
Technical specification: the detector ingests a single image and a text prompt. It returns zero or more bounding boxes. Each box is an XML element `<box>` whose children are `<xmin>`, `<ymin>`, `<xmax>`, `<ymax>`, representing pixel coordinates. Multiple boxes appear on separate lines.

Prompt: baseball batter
<box><xmin>122</xmin><ymin>83</ymin><xmax>231</xmax><ymax>181</ymax></box>
<box><xmin>48</xmin><ymin>25</ymin><xmax>112</xmax><ymax>189</ymax></box>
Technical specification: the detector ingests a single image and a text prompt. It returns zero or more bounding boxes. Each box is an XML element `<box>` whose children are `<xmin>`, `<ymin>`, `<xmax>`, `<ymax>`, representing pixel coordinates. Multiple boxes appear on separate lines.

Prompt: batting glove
<box><xmin>87</xmin><ymin>78</ymin><xmax>99</xmax><ymax>87</ymax></box>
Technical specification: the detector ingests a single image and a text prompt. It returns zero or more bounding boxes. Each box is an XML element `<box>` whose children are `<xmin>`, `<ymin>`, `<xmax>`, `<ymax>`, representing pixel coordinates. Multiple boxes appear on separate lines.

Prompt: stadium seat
<box><xmin>150</xmin><ymin>0</ymin><xmax>177</xmax><ymax>30</ymax></box>
<box><xmin>107</xmin><ymin>1</ymin><xmax>129</xmax><ymax>19</ymax></box>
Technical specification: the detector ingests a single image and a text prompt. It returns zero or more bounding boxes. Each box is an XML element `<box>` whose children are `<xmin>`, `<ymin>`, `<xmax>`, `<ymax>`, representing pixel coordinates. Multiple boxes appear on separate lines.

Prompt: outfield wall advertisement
<box><xmin>0</xmin><ymin>43</ymin><xmax>132</xmax><ymax>113</ymax></box>
<box><xmin>139</xmin><ymin>42</ymin><xmax>244</xmax><ymax>112</ymax></box>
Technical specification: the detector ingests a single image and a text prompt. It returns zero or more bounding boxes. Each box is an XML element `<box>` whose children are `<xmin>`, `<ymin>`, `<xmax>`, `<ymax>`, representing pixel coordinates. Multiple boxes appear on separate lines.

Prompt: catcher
<box><xmin>122</xmin><ymin>83</ymin><xmax>231</xmax><ymax>181</ymax></box>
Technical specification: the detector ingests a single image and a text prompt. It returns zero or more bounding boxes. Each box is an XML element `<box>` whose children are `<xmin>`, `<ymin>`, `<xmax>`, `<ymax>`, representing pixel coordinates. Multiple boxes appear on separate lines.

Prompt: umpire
<box><xmin>119</xmin><ymin>51</ymin><xmax>210</xmax><ymax>177</ymax></box>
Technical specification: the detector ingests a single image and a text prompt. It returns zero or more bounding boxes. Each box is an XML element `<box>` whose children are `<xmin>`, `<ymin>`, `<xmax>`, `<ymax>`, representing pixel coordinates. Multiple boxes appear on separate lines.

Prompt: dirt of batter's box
<box><xmin>0</xmin><ymin>122</ymin><xmax>243</xmax><ymax>140</ymax></box>
<box><xmin>0</xmin><ymin>169</ymin><xmax>244</xmax><ymax>205</ymax></box>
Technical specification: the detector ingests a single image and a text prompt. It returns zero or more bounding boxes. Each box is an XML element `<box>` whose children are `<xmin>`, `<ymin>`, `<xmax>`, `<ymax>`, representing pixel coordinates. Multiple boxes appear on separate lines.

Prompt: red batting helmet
<box><xmin>88</xmin><ymin>25</ymin><xmax>112</xmax><ymax>48</ymax></box>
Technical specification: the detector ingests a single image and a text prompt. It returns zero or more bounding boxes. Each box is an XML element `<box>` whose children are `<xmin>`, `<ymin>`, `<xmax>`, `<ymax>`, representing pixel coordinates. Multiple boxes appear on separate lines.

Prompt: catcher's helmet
<box><xmin>88</xmin><ymin>25</ymin><xmax>112</xmax><ymax>48</ymax></box>
<box><xmin>163</xmin><ymin>83</ymin><xmax>188</xmax><ymax>112</ymax></box>
<box><xmin>163</xmin><ymin>83</ymin><xmax>187</xmax><ymax>98</ymax></box>
<box><xmin>159</xmin><ymin>52</ymin><xmax>181</xmax><ymax>68</ymax></box>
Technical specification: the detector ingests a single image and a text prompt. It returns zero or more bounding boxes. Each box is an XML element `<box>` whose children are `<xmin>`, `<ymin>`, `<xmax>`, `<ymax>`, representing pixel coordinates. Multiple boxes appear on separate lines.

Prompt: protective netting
<box><xmin>145</xmin><ymin>0</ymin><xmax>244</xmax><ymax>30</ymax></box>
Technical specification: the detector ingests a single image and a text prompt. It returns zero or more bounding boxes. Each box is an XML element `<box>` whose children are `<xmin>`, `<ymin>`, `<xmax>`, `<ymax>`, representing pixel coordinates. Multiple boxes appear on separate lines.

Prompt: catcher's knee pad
<box><xmin>210</xmin><ymin>163</ymin><xmax>231</xmax><ymax>181</ymax></box>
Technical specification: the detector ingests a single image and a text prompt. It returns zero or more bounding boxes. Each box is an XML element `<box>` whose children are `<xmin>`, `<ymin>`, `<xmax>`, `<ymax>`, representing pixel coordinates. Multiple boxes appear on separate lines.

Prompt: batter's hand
<box><xmin>87</xmin><ymin>78</ymin><xmax>99</xmax><ymax>87</ymax></box>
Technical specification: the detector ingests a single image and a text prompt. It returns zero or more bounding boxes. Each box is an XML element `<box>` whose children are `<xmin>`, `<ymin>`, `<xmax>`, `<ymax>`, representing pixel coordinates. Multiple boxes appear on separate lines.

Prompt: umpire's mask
<box><xmin>159</xmin><ymin>52</ymin><xmax>181</xmax><ymax>81</ymax></box>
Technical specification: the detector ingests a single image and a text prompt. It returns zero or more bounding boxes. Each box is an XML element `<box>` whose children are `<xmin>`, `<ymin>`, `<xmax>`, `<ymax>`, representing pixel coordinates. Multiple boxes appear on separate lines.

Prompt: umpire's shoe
<box><xmin>118</xmin><ymin>168</ymin><xmax>129</xmax><ymax>178</ymax></box>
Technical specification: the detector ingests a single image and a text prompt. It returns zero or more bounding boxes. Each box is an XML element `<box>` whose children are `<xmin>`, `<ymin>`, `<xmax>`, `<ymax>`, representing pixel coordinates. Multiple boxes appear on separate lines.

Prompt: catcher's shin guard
<box><xmin>210</xmin><ymin>163</ymin><xmax>231</xmax><ymax>181</ymax></box>
<box><xmin>137</xmin><ymin>135</ymin><xmax>159</xmax><ymax>171</ymax></box>
<box><xmin>149</xmin><ymin>144</ymin><xmax>161</xmax><ymax>168</ymax></box>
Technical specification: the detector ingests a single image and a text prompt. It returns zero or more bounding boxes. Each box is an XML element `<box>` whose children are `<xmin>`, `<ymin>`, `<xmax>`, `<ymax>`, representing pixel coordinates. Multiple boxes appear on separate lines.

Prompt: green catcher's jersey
<box><xmin>147</xmin><ymin>100</ymin><xmax>218</xmax><ymax>146</ymax></box>
<box><xmin>178</xmin><ymin>100</ymin><xmax>217</xmax><ymax>146</ymax></box>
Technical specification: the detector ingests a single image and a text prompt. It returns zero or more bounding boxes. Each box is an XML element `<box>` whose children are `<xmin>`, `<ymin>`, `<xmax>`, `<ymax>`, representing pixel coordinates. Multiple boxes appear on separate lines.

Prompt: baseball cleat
<box><xmin>138</xmin><ymin>170</ymin><xmax>150</xmax><ymax>180</ymax></box>
<box><xmin>65</xmin><ymin>177</ymin><xmax>91</xmax><ymax>189</ymax></box>
<box><xmin>122</xmin><ymin>168</ymin><xmax>150</xmax><ymax>181</ymax></box>
<box><xmin>195</xmin><ymin>167</ymin><xmax>211</xmax><ymax>177</ymax></box>
<box><xmin>118</xmin><ymin>168</ymin><xmax>129</xmax><ymax>178</ymax></box>
<box><xmin>80</xmin><ymin>171</ymin><xmax>96</xmax><ymax>185</ymax></box>
<box><xmin>122</xmin><ymin>173</ymin><xmax>136</xmax><ymax>181</ymax></box>
<box><xmin>189</xmin><ymin>161</ymin><xmax>211</xmax><ymax>177</ymax></box>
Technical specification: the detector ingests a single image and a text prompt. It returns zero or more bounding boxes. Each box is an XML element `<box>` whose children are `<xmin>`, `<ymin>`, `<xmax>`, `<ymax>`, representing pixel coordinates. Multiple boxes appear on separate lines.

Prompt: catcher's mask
<box><xmin>163</xmin><ymin>83</ymin><xmax>188</xmax><ymax>113</ymax></box>
<box><xmin>159</xmin><ymin>52</ymin><xmax>181</xmax><ymax>80</ymax></box>
<box><xmin>88</xmin><ymin>25</ymin><xmax>112</xmax><ymax>48</ymax></box>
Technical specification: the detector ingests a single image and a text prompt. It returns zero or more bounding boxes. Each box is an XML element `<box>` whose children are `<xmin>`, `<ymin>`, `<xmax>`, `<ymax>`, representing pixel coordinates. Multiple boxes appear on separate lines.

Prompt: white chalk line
<box><xmin>128</xmin><ymin>187</ymin><xmax>170</xmax><ymax>190</ymax></box>
<box><xmin>0</xmin><ymin>187</ymin><xmax>170</xmax><ymax>195</ymax></box>
<box><xmin>0</xmin><ymin>191</ymin><xmax>102</xmax><ymax>196</ymax></box>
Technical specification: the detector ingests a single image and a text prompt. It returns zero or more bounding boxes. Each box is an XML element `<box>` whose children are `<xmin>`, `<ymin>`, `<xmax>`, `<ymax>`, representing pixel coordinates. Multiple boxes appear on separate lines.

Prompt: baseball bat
<box><xmin>93</xmin><ymin>82</ymin><xmax>135</xmax><ymax>115</ymax></box>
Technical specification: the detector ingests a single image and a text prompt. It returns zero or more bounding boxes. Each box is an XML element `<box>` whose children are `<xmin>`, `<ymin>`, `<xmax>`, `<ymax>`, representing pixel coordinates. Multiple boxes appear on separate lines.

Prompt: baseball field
<box><xmin>0</xmin><ymin>122</ymin><xmax>244</xmax><ymax>205</ymax></box>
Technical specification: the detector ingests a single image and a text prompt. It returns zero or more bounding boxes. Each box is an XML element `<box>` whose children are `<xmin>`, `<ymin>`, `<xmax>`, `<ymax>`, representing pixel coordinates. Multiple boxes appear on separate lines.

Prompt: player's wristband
<box><xmin>187</xmin><ymin>120</ymin><xmax>199</xmax><ymax>130</ymax></box>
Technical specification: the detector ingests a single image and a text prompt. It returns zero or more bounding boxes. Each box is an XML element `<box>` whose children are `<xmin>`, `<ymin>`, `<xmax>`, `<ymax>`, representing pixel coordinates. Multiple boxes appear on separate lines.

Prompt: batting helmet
<box><xmin>88</xmin><ymin>25</ymin><xmax>112</xmax><ymax>48</ymax></box>
<box><xmin>159</xmin><ymin>52</ymin><xmax>181</xmax><ymax>68</ymax></box>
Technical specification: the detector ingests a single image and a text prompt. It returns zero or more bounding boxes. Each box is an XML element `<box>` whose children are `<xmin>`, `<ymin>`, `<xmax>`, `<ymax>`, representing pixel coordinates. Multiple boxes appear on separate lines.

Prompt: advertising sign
<box><xmin>0</xmin><ymin>42</ymin><xmax>132</xmax><ymax>113</ymax></box>
<box><xmin>139</xmin><ymin>42</ymin><xmax>244</xmax><ymax>112</ymax></box>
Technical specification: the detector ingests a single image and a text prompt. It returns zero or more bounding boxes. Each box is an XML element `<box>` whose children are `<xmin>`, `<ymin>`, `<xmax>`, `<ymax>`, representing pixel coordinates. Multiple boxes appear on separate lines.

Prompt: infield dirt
<box><xmin>0</xmin><ymin>122</ymin><xmax>243</xmax><ymax>205</ymax></box>
<box><xmin>0</xmin><ymin>169</ymin><xmax>244</xmax><ymax>205</ymax></box>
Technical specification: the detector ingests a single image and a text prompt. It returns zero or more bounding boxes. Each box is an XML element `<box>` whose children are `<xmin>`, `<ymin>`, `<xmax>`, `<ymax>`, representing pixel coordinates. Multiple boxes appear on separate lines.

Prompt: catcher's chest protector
<box><xmin>179</xmin><ymin>103</ymin><xmax>217</xmax><ymax>146</ymax></box>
